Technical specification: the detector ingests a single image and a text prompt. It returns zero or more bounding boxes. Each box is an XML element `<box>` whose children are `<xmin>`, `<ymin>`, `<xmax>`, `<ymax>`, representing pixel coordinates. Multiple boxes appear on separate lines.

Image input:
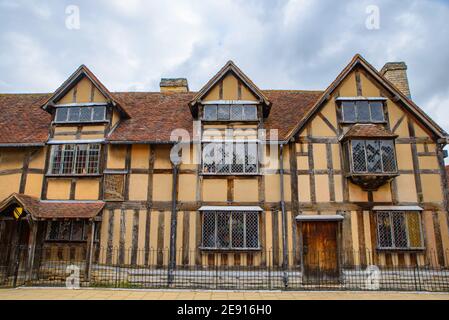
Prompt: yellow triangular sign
<box><xmin>13</xmin><ymin>207</ymin><xmax>23</xmax><ymax>220</ymax></box>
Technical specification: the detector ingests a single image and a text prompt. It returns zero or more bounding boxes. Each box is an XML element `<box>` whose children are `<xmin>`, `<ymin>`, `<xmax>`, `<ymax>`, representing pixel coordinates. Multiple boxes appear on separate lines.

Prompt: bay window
<box><xmin>349</xmin><ymin>139</ymin><xmax>397</xmax><ymax>174</ymax></box>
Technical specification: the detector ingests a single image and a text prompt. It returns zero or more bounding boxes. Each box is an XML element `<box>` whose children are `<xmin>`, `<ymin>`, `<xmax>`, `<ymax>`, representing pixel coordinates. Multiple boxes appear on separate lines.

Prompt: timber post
<box><xmin>279</xmin><ymin>143</ymin><xmax>289</xmax><ymax>287</ymax></box>
<box><xmin>168</xmin><ymin>161</ymin><xmax>180</xmax><ymax>285</ymax></box>
<box><xmin>26</xmin><ymin>217</ymin><xmax>38</xmax><ymax>283</ymax></box>
<box><xmin>84</xmin><ymin>220</ymin><xmax>95</xmax><ymax>282</ymax></box>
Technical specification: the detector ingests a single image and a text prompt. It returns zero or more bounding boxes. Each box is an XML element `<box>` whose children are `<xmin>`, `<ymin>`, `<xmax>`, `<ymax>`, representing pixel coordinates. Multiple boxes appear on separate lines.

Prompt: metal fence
<box><xmin>0</xmin><ymin>245</ymin><xmax>448</xmax><ymax>292</ymax></box>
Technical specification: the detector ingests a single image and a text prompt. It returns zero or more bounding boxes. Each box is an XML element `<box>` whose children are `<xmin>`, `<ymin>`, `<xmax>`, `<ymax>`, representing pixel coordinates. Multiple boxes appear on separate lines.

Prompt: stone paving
<box><xmin>0</xmin><ymin>288</ymin><xmax>448</xmax><ymax>300</ymax></box>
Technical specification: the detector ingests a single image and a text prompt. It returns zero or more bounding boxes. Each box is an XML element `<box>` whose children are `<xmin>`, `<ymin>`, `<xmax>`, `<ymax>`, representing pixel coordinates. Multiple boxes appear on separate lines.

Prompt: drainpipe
<box><xmin>279</xmin><ymin>143</ymin><xmax>289</xmax><ymax>287</ymax></box>
<box><xmin>168</xmin><ymin>162</ymin><xmax>179</xmax><ymax>285</ymax></box>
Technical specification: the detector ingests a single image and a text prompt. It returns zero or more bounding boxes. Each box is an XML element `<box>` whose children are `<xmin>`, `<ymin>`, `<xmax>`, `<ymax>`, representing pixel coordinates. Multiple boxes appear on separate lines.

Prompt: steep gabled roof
<box><xmin>41</xmin><ymin>64</ymin><xmax>130</xmax><ymax>118</ymax></box>
<box><xmin>189</xmin><ymin>60</ymin><xmax>272</xmax><ymax>117</ymax></box>
<box><xmin>286</xmin><ymin>54</ymin><xmax>448</xmax><ymax>142</ymax></box>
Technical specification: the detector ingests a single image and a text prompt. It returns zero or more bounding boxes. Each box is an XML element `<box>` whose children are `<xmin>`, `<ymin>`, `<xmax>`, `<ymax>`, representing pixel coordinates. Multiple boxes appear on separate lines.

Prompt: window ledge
<box><xmin>199</xmin><ymin>247</ymin><xmax>262</xmax><ymax>252</ymax></box>
<box><xmin>376</xmin><ymin>248</ymin><xmax>426</xmax><ymax>252</ymax></box>
<box><xmin>201</xmin><ymin>173</ymin><xmax>261</xmax><ymax>176</ymax></box>
<box><xmin>46</xmin><ymin>174</ymin><xmax>102</xmax><ymax>178</ymax></box>
<box><xmin>53</xmin><ymin>120</ymin><xmax>110</xmax><ymax>125</ymax></box>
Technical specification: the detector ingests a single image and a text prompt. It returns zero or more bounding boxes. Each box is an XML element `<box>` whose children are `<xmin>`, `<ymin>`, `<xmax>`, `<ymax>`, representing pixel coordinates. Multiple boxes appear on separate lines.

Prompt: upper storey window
<box><xmin>341</xmin><ymin>100</ymin><xmax>385</xmax><ymax>123</ymax></box>
<box><xmin>49</xmin><ymin>144</ymin><xmax>101</xmax><ymax>175</ymax></box>
<box><xmin>350</xmin><ymin>139</ymin><xmax>397</xmax><ymax>174</ymax></box>
<box><xmin>55</xmin><ymin>105</ymin><xmax>107</xmax><ymax>123</ymax></box>
<box><xmin>203</xmin><ymin>104</ymin><xmax>258</xmax><ymax>121</ymax></box>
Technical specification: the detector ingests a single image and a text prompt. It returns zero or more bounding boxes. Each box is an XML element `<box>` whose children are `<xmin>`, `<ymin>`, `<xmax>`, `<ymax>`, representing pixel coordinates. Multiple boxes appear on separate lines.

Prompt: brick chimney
<box><xmin>380</xmin><ymin>62</ymin><xmax>411</xmax><ymax>98</ymax></box>
<box><xmin>159</xmin><ymin>78</ymin><xmax>189</xmax><ymax>93</ymax></box>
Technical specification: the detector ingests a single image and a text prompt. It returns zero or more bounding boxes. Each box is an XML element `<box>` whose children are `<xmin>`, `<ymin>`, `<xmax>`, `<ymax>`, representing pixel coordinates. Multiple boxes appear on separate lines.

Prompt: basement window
<box><xmin>202</xmin><ymin>142</ymin><xmax>258</xmax><ymax>174</ymax></box>
<box><xmin>55</xmin><ymin>106</ymin><xmax>107</xmax><ymax>123</ymax></box>
<box><xmin>376</xmin><ymin>211</ymin><xmax>424</xmax><ymax>250</ymax></box>
<box><xmin>201</xmin><ymin>211</ymin><xmax>260</xmax><ymax>250</ymax></box>
<box><xmin>341</xmin><ymin>100</ymin><xmax>385</xmax><ymax>123</ymax></box>
<box><xmin>49</xmin><ymin>144</ymin><xmax>101</xmax><ymax>175</ymax></box>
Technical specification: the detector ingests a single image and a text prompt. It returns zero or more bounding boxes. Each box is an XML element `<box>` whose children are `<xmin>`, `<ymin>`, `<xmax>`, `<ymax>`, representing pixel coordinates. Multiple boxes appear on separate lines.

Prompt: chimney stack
<box><xmin>380</xmin><ymin>62</ymin><xmax>411</xmax><ymax>98</ymax></box>
<box><xmin>159</xmin><ymin>78</ymin><xmax>189</xmax><ymax>93</ymax></box>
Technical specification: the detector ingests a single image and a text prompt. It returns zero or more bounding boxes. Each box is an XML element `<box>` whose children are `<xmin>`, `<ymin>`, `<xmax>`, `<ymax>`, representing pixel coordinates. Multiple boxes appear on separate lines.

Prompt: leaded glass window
<box><xmin>201</xmin><ymin>211</ymin><xmax>260</xmax><ymax>249</ymax></box>
<box><xmin>50</xmin><ymin>144</ymin><xmax>101</xmax><ymax>175</ymax></box>
<box><xmin>202</xmin><ymin>104</ymin><xmax>258</xmax><ymax>121</ymax></box>
<box><xmin>341</xmin><ymin>100</ymin><xmax>385</xmax><ymax>123</ymax></box>
<box><xmin>376</xmin><ymin>211</ymin><xmax>424</xmax><ymax>249</ymax></box>
<box><xmin>202</xmin><ymin>142</ymin><xmax>259</xmax><ymax>174</ymax></box>
<box><xmin>350</xmin><ymin>140</ymin><xmax>397</xmax><ymax>174</ymax></box>
<box><xmin>55</xmin><ymin>106</ymin><xmax>107</xmax><ymax>123</ymax></box>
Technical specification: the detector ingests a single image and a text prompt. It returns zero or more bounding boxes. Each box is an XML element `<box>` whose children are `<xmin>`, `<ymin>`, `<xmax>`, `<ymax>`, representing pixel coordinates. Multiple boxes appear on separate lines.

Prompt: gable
<box><xmin>288</xmin><ymin>54</ymin><xmax>447</xmax><ymax>142</ymax></box>
<box><xmin>203</xmin><ymin>72</ymin><xmax>258</xmax><ymax>102</ymax></box>
<box><xmin>57</xmin><ymin>76</ymin><xmax>107</xmax><ymax>105</ymax></box>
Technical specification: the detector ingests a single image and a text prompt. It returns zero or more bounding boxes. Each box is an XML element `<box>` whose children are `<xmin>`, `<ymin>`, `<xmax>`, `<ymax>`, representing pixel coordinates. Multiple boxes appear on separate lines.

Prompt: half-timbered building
<box><xmin>0</xmin><ymin>54</ymin><xmax>448</xmax><ymax>284</ymax></box>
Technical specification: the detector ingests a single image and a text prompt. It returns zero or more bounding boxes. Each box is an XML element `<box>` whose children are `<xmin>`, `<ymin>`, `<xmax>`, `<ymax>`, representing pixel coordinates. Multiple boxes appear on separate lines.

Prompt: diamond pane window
<box><xmin>381</xmin><ymin>140</ymin><xmax>396</xmax><ymax>172</ymax></box>
<box><xmin>80</xmin><ymin>107</ymin><xmax>92</xmax><ymax>122</ymax></box>
<box><xmin>203</xmin><ymin>104</ymin><xmax>258</xmax><ymax>121</ymax></box>
<box><xmin>366</xmin><ymin>140</ymin><xmax>382</xmax><ymax>172</ymax></box>
<box><xmin>55</xmin><ymin>106</ymin><xmax>107</xmax><ymax>123</ymax></box>
<box><xmin>202</xmin><ymin>142</ymin><xmax>258</xmax><ymax>174</ymax></box>
<box><xmin>376</xmin><ymin>211</ymin><xmax>424</xmax><ymax>249</ymax></box>
<box><xmin>230</xmin><ymin>105</ymin><xmax>243</xmax><ymax>120</ymax></box>
<box><xmin>201</xmin><ymin>211</ymin><xmax>260</xmax><ymax>249</ymax></box>
<box><xmin>350</xmin><ymin>140</ymin><xmax>397</xmax><ymax>174</ymax></box>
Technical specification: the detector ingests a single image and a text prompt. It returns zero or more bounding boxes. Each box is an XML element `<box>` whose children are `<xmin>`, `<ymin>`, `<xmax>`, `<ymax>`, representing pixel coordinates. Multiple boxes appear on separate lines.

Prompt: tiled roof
<box><xmin>0</xmin><ymin>193</ymin><xmax>104</xmax><ymax>219</ymax></box>
<box><xmin>0</xmin><ymin>90</ymin><xmax>324</xmax><ymax>144</ymax></box>
<box><xmin>341</xmin><ymin>124</ymin><xmax>398</xmax><ymax>140</ymax></box>
<box><xmin>0</xmin><ymin>94</ymin><xmax>51</xmax><ymax>145</ymax></box>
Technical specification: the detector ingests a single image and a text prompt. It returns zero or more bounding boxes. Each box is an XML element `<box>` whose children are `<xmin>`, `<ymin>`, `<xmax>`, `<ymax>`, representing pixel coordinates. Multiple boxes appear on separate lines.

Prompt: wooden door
<box><xmin>301</xmin><ymin>221</ymin><xmax>340</xmax><ymax>284</ymax></box>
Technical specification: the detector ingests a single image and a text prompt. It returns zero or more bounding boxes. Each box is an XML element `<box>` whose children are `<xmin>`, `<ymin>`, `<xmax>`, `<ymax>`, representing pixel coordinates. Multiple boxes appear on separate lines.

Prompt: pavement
<box><xmin>0</xmin><ymin>287</ymin><xmax>448</xmax><ymax>300</ymax></box>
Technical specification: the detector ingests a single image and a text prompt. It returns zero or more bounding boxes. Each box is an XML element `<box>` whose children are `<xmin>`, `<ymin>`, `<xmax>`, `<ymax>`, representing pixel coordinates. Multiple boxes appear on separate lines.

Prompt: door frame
<box><xmin>296</xmin><ymin>215</ymin><xmax>344</xmax><ymax>283</ymax></box>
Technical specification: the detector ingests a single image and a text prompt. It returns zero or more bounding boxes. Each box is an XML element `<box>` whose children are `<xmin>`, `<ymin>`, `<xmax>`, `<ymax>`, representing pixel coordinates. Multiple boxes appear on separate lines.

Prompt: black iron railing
<box><xmin>0</xmin><ymin>245</ymin><xmax>448</xmax><ymax>292</ymax></box>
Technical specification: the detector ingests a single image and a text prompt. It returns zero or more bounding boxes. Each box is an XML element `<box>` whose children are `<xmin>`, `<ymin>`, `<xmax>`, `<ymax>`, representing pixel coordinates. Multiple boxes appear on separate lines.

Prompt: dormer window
<box><xmin>203</xmin><ymin>104</ymin><xmax>258</xmax><ymax>121</ymax></box>
<box><xmin>55</xmin><ymin>105</ymin><xmax>107</xmax><ymax>123</ymax></box>
<box><xmin>340</xmin><ymin>99</ymin><xmax>385</xmax><ymax>123</ymax></box>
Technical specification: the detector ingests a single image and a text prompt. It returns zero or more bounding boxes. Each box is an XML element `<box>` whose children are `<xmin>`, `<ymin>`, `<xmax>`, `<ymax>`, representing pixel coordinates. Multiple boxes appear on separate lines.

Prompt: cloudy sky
<box><xmin>1</xmin><ymin>0</ymin><xmax>448</xmax><ymax>133</ymax></box>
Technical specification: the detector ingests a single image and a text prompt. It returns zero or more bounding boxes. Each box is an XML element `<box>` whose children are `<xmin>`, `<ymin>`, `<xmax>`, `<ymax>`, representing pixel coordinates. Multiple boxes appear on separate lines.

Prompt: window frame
<box><xmin>340</xmin><ymin>100</ymin><xmax>386</xmax><ymax>124</ymax></box>
<box><xmin>202</xmin><ymin>104</ymin><xmax>258</xmax><ymax>121</ymax></box>
<box><xmin>375</xmin><ymin>211</ymin><xmax>425</xmax><ymax>250</ymax></box>
<box><xmin>348</xmin><ymin>139</ymin><xmax>397</xmax><ymax>175</ymax></box>
<box><xmin>46</xmin><ymin>220</ymin><xmax>100</xmax><ymax>242</ymax></box>
<box><xmin>49</xmin><ymin>144</ymin><xmax>102</xmax><ymax>176</ymax></box>
<box><xmin>201</xmin><ymin>142</ymin><xmax>259</xmax><ymax>175</ymax></box>
<box><xmin>200</xmin><ymin>211</ymin><xmax>261</xmax><ymax>251</ymax></box>
<box><xmin>54</xmin><ymin>105</ymin><xmax>108</xmax><ymax>124</ymax></box>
